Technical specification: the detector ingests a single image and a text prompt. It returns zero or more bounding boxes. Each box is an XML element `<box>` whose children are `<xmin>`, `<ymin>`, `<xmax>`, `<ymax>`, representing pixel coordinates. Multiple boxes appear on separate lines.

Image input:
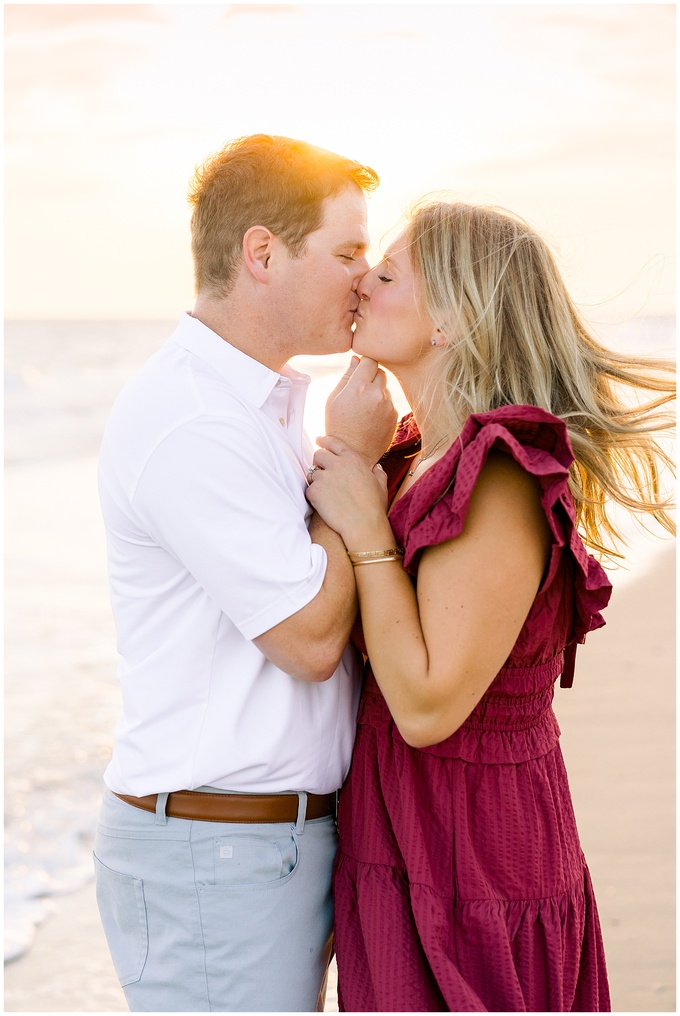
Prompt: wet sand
<box><xmin>4</xmin><ymin>547</ymin><xmax>675</xmax><ymax>1013</ymax></box>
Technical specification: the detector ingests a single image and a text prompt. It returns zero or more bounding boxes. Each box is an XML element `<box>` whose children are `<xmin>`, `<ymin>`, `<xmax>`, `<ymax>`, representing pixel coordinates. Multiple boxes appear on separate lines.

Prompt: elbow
<box><xmin>395</xmin><ymin>710</ymin><xmax>464</xmax><ymax>749</ymax></box>
<box><xmin>253</xmin><ymin>616</ymin><xmax>350</xmax><ymax>683</ymax></box>
<box><xmin>291</xmin><ymin>638</ymin><xmax>347</xmax><ymax>683</ymax></box>
<box><xmin>296</xmin><ymin>661</ymin><xmax>338</xmax><ymax>684</ymax></box>
<box><xmin>388</xmin><ymin>670</ymin><xmax>481</xmax><ymax>748</ymax></box>
<box><xmin>306</xmin><ymin>665</ymin><xmax>339</xmax><ymax>684</ymax></box>
<box><xmin>398</xmin><ymin>725</ymin><xmax>441</xmax><ymax>750</ymax></box>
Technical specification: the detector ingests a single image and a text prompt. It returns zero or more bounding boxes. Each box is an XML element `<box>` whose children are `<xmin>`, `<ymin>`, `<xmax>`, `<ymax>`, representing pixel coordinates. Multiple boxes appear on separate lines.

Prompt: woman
<box><xmin>305</xmin><ymin>201</ymin><xmax>675</xmax><ymax>1013</ymax></box>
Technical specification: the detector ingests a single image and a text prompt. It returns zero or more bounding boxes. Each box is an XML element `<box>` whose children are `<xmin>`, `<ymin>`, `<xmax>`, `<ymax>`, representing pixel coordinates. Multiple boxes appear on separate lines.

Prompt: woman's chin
<box><xmin>351</xmin><ymin>344</ymin><xmax>389</xmax><ymax>371</ymax></box>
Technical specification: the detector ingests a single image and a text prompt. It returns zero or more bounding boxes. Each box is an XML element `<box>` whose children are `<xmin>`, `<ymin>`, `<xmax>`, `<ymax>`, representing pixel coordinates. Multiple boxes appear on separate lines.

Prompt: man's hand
<box><xmin>325</xmin><ymin>356</ymin><xmax>398</xmax><ymax>465</ymax></box>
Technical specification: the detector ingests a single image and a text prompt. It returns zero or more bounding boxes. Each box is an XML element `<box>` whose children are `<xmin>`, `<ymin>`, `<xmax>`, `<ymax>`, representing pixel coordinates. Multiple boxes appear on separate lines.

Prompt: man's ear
<box><xmin>242</xmin><ymin>226</ymin><xmax>276</xmax><ymax>283</ymax></box>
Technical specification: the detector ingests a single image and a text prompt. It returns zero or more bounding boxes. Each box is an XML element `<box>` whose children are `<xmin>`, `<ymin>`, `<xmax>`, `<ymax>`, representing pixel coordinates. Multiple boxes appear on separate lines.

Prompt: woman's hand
<box><xmin>305</xmin><ymin>435</ymin><xmax>391</xmax><ymax>546</ymax></box>
<box><xmin>324</xmin><ymin>357</ymin><xmax>397</xmax><ymax>467</ymax></box>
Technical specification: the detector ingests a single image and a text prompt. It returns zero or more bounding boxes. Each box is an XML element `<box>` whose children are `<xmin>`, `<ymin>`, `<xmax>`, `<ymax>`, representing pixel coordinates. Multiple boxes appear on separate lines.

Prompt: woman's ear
<box><xmin>242</xmin><ymin>226</ymin><xmax>275</xmax><ymax>284</ymax></box>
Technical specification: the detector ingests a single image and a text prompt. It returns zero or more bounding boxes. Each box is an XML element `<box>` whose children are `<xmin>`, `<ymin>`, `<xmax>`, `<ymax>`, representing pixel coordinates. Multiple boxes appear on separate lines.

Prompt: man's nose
<box><xmin>352</xmin><ymin>255</ymin><xmax>371</xmax><ymax>286</ymax></box>
<box><xmin>353</xmin><ymin>260</ymin><xmax>367</xmax><ymax>292</ymax></box>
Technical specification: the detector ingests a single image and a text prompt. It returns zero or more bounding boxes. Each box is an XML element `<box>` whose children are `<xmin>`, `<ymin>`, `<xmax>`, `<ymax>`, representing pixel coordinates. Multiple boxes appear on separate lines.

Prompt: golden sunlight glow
<box><xmin>4</xmin><ymin>4</ymin><xmax>675</xmax><ymax>321</ymax></box>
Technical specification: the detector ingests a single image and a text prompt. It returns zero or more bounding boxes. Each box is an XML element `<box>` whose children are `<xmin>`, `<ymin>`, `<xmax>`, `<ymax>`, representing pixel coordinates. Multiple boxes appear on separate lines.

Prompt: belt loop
<box><xmin>155</xmin><ymin>792</ymin><xmax>169</xmax><ymax>825</ymax></box>
<box><xmin>295</xmin><ymin>792</ymin><xmax>307</xmax><ymax>835</ymax></box>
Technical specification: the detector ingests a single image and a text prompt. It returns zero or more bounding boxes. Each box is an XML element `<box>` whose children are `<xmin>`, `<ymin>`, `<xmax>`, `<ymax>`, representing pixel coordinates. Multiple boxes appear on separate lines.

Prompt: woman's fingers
<box><xmin>349</xmin><ymin>355</ymin><xmax>379</xmax><ymax>382</ymax></box>
<box><xmin>346</xmin><ymin>356</ymin><xmax>387</xmax><ymax>391</ymax></box>
<box><xmin>373</xmin><ymin>462</ymin><xmax>388</xmax><ymax>493</ymax></box>
<box><xmin>314</xmin><ymin>435</ymin><xmax>350</xmax><ymax>456</ymax></box>
<box><xmin>311</xmin><ymin>437</ymin><xmax>369</xmax><ymax>476</ymax></box>
<box><xmin>327</xmin><ymin>355</ymin><xmax>360</xmax><ymax>403</ymax></box>
<box><xmin>355</xmin><ymin>358</ymin><xmax>387</xmax><ymax>387</ymax></box>
<box><xmin>311</xmin><ymin>445</ymin><xmax>344</xmax><ymax>471</ymax></box>
<box><xmin>339</xmin><ymin>355</ymin><xmax>360</xmax><ymax>382</ymax></box>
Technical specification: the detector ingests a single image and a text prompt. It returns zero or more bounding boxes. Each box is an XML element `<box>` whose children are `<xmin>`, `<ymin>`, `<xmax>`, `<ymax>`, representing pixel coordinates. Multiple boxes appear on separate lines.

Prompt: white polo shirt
<box><xmin>98</xmin><ymin>313</ymin><xmax>360</xmax><ymax>797</ymax></box>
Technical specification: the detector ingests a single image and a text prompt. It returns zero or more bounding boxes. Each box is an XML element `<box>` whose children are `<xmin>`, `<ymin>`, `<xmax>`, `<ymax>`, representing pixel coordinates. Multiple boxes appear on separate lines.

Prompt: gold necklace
<box><xmin>407</xmin><ymin>435</ymin><xmax>449</xmax><ymax>477</ymax></box>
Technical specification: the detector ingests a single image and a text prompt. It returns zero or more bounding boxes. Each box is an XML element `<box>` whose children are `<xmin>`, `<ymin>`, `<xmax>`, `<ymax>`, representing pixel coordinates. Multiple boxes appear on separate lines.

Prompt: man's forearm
<box><xmin>309</xmin><ymin>511</ymin><xmax>358</xmax><ymax>639</ymax></box>
<box><xmin>252</xmin><ymin>512</ymin><xmax>357</xmax><ymax>682</ymax></box>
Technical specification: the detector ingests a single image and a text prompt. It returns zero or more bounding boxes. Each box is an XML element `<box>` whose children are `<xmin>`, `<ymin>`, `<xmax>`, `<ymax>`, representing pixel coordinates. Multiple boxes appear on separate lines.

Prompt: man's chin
<box><xmin>329</xmin><ymin>332</ymin><xmax>354</xmax><ymax>355</ymax></box>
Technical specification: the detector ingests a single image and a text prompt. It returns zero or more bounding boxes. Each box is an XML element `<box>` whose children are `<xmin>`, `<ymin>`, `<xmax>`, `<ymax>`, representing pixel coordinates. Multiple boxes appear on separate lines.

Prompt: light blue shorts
<box><xmin>94</xmin><ymin>789</ymin><xmax>338</xmax><ymax>1012</ymax></box>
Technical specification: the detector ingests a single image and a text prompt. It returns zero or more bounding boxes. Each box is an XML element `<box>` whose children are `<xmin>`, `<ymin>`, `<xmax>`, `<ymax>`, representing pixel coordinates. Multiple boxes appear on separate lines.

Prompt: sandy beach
<box><xmin>4</xmin><ymin>544</ymin><xmax>675</xmax><ymax>1012</ymax></box>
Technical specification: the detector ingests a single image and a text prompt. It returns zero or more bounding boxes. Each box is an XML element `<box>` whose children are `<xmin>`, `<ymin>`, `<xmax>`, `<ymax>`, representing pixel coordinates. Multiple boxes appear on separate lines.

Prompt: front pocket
<box><xmin>211</xmin><ymin>831</ymin><xmax>299</xmax><ymax>887</ymax></box>
<box><xmin>93</xmin><ymin>853</ymin><xmax>149</xmax><ymax>986</ymax></box>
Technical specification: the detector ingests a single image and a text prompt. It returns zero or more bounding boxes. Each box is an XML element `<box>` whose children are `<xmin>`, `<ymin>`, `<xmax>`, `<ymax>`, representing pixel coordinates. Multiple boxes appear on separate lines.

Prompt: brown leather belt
<box><xmin>113</xmin><ymin>789</ymin><xmax>336</xmax><ymax>824</ymax></box>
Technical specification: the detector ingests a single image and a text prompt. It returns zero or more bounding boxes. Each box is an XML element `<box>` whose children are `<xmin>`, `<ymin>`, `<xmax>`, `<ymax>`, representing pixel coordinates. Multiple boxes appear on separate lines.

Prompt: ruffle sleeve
<box><xmin>389</xmin><ymin>405</ymin><xmax>612</xmax><ymax>681</ymax></box>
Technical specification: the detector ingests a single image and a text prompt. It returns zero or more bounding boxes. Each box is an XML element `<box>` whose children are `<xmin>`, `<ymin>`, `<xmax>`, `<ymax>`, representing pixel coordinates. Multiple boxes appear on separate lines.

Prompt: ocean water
<box><xmin>4</xmin><ymin>316</ymin><xmax>676</xmax><ymax>964</ymax></box>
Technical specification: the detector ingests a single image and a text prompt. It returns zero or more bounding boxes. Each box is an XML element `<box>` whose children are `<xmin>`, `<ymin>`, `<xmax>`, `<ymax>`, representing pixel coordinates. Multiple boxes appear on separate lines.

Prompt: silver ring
<box><xmin>306</xmin><ymin>465</ymin><xmax>319</xmax><ymax>485</ymax></box>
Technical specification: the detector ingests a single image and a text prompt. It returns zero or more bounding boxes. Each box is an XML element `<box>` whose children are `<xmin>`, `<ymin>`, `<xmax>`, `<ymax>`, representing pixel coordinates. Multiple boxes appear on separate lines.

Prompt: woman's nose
<box><xmin>357</xmin><ymin>269</ymin><xmax>374</xmax><ymax>301</ymax></box>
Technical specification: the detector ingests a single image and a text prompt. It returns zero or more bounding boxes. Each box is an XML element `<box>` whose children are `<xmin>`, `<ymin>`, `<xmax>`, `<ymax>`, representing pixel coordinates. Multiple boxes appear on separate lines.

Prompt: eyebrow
<box><xmin>336</xmin><ymin>240</ymin><xmax>369</xmax><ymax>252</ymax></box>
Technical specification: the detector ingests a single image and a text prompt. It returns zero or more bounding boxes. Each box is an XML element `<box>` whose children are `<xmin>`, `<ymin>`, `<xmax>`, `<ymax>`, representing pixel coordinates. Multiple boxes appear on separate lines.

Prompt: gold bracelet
<box><xmin>347</xmin><ymin>548</ymin><xmax>404</xmax><ymax>564</ymax></box>
<box><xmin>351</xmin><ymin>555</ymin><xmax>403</xmax><ymax>566</ymax></box>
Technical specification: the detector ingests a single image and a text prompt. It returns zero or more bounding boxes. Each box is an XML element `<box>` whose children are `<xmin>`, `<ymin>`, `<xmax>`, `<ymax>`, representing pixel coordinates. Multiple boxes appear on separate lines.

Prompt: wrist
<box><xmin>356</xmin><ymin>450</ymin><xmax>382</xmax><ymax>469</ymax></box>
<box><xmin>347</xmin><ymin>547</ymin><xmax>404</xmax><ymax>567</ymax></box>
<box><xmin>341</xmin><ymin>518</ymin><xmax>397</xmax><ymax>553</ymax></box>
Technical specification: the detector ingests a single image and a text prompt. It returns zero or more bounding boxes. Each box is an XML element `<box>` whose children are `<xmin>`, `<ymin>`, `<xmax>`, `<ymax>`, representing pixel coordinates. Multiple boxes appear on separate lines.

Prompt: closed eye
<box><xmin>378</xmin><ymin>275</ymin><xmax>393</xmax><ymax>283</ymax></box>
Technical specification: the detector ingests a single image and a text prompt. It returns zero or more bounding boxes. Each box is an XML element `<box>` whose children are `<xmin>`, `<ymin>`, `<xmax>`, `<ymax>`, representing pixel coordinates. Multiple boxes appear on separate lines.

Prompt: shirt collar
<box><xmin>170</xmin><ymin>312</ymin><xmax>310</xmax><ymax>408</ymax></box>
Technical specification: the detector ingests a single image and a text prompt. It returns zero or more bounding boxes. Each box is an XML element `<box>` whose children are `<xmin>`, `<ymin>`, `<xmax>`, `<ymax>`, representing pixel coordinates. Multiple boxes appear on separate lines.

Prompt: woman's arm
<box><xmin>307</xmin><ymin>442</ymin><xmax>551</xmax><ymax>746</ymax></box>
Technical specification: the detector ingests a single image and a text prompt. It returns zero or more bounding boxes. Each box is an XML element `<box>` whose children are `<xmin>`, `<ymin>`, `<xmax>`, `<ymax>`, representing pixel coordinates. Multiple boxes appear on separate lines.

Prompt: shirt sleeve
<box><xmin>130</xmin><ymin>413</ymin><xmax>327</xmax><ymax>640</ymax></box>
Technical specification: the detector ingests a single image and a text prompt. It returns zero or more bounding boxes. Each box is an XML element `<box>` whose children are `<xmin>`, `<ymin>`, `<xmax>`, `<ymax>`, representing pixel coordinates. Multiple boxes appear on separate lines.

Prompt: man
<box><xmin>95</xmin><ymin>135</ymin><xmax>396</xmax><ymax>1012</ymax></box>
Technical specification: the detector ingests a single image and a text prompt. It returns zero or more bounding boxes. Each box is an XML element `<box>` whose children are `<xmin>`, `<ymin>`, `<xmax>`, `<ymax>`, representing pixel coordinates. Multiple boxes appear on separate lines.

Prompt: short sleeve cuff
<box><xmin>234</xmin><ymin>543</ymin><xmax>328</xmax><ymax>641</ymax></box>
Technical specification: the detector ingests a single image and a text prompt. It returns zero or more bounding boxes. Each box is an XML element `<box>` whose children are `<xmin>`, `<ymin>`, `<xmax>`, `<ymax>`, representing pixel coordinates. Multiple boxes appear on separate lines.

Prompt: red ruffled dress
<box><xmin>333</xmin><ymin>406</ymin><xmax>612</xmax><ymax>1013</ymax></box>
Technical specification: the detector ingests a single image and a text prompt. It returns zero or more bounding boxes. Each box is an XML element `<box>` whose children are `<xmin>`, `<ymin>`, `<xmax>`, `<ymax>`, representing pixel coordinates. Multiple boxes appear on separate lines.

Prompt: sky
<box><xmin>4</xmin><ymin>2</ymin><xmax>676</xmax><ymax>322</ymax></box>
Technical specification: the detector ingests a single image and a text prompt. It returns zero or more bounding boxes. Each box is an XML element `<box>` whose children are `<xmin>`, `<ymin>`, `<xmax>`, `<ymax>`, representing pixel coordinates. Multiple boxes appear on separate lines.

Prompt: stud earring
<box><xmin>430</xmin><ymin>339</ymin><xmax>437</xmax><ymax>346</ymax></box>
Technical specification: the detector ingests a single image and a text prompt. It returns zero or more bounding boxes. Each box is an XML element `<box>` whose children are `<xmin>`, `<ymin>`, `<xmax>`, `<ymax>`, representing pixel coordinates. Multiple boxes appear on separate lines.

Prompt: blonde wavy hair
<box><xmin>406</xmin><ymin>201</ymin><xmax>675</xmax><ymax>560</ymax></box>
